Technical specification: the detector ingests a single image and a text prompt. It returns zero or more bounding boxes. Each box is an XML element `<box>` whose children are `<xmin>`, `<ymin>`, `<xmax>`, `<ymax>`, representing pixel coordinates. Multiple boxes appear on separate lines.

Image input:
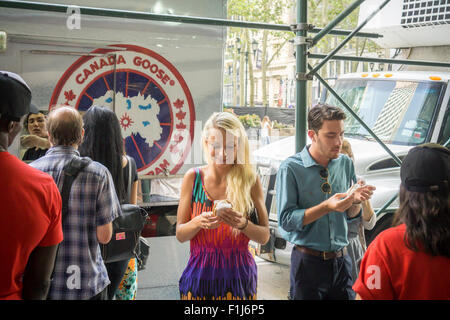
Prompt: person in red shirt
<box><xmin>353</xmin><ymin>143</ymin><xmax>450</xmax><ymax>300</ymax></box>
<box><xmin>0</xmin><ymin>71</ymin><xmax>63</xmax><ymax>300</ymax></box>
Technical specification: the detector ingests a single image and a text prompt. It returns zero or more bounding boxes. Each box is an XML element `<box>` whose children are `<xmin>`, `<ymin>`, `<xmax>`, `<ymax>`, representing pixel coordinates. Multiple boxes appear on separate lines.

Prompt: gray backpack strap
<box><xmin>61</xmin><ymin>156</ymin><xmax>92</xmax><ymax>221</ymax></box>
<box><xmin>51</xmin><ymin>156</ymin><xmax>92</xmax><ymax>286</ymax></box>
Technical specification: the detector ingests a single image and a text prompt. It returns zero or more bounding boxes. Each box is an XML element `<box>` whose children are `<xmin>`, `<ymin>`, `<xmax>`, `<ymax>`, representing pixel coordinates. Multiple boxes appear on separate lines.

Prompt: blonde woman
<box><xmin>176</xmin><ymin>112</ymin><xmax>270</xmax><ymax>300</ymax></box>
<box><xmin>260</xmin><ymin>116</ymin><xmax>272</xmax><ymax>145</ymax></box>
<box><xmin>341</xmin><ymin>139</ymin><xmax>376</xmax><ymax>284</ymax></box>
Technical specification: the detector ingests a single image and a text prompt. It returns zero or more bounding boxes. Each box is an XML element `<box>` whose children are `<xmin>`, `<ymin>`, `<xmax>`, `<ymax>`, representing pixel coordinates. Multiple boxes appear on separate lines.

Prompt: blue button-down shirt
<box><xmin>276</xmin><ymin>145</ymin><xmax>357</xmax><ymax>252</ymax></box>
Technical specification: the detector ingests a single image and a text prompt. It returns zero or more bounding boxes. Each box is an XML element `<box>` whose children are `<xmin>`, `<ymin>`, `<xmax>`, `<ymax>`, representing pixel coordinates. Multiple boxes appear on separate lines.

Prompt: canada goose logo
<box><xmin>50</xmin><ymin>44</ymin><xmax>195</xmax><ymax>176</ymax></box>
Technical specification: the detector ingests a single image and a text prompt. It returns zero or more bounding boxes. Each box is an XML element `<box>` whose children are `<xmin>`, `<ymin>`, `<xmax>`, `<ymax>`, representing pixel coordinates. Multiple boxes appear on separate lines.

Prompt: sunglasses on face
<box><xmin>319</xmin><ymin>168</ymin><xmax>331</xmax><ymax>194</ymax></box>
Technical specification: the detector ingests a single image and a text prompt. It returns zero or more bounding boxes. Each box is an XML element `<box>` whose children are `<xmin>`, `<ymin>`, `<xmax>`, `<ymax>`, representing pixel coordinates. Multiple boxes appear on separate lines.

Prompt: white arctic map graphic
<box><xmin>92</xmin><ymin>90</ymin><xmax>163</xmax><ymax>147</ymax></box>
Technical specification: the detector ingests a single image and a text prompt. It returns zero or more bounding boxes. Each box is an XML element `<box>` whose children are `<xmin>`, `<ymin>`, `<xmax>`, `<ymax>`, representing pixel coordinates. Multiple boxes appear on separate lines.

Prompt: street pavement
<box><xmin>136</xmin><ymin>236</ymin><xmax>290</xmax><ymax>300</ymax></box>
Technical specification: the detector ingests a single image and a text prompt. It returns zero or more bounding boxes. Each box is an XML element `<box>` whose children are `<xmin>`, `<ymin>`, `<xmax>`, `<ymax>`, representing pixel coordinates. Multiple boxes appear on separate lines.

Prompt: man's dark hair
<box><xmin>393</xmin><ymin>185</ymin><xmax>450</xmax><ymax>258</ymax></box>
<box><xmin>308</xmin><ymin>103</ymin><xmax>346</xmax><ymax>132</ymax></box>
<box><xmin>23</xmin><ymin>110</ymin><xmax>47</xmax><ymax>134</ymax></box>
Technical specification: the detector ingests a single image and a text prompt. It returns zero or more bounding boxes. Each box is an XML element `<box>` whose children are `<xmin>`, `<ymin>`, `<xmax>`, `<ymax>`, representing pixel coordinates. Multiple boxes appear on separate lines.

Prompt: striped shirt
<box><xmin>31</xmin><ymin>146</ymin><xmax>121</xmax><ymax>300</ymax></box>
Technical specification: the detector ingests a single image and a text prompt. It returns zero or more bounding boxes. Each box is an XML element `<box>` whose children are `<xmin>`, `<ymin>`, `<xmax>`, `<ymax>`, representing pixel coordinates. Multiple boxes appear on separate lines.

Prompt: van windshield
<box><xmin>326</xmin><ymin>79</ymin><xmax>444</xmax><ymax>145</ymax></box>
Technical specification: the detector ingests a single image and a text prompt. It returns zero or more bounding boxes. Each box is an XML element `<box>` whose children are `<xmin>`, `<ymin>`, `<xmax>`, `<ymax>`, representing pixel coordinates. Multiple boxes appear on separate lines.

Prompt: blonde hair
<box><xmin>202</xmin><ymin>112</ymin><xmax>257</xmax><ymax>216</ymax></box>
<box><xmin>341</xmin><ymin>139</ymin><xmax>354</xmax><ymax>161</ymax></box>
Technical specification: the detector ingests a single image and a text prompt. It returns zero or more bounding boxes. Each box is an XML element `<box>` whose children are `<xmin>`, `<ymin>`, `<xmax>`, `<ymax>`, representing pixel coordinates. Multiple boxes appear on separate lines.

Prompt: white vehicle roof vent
<box><xmin>360</xmin><ymin>0</ymin><xmax>450</xmax><ymax>48</ymax></box>
<box><xmin>401</xmin><ymin>0</ymin><xmax>450</xmax><ymax>27</ymax></box>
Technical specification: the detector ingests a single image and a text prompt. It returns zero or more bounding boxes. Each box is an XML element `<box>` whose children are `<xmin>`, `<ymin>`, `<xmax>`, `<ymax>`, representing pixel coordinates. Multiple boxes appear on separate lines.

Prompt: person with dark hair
<box><xmin>31</xmin><ymin>105</ymin><xmax>121</xmax><ymax>300</ymax></box>
<box><xmin>353</xmin><ymin>143</ymin><xmax>450</xmax><ymax>300</ymax></box>
<box><xmin>79</xmin><ymin>105</ymin><xmax>139</xmax><ymax>300</ymax></box>
<box><xmin>21</xmin><ymin>106</ymin><xmax>50</xmax><ymax>162</ymax></box>
<box><xmin>276</xmin><ymin>103</ymin><xmax>376</xmax><ymax>300</ymax></box>
<box><xmin>0</xmin><ymin>71</ymin><xmax>62</xmax><ymax>299</ymax></box>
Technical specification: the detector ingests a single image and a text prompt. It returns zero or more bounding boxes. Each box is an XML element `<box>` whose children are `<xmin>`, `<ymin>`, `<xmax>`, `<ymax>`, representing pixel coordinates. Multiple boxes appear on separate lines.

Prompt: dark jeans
<box><xmin>105</xmin><ymin>259</ymin><xmax>130</xmax><ymax>300</ymax></box>
<box><xmin>290</xmin><ymin>247</ymin><xmax>355</xmax><ymax>300</ymax></box>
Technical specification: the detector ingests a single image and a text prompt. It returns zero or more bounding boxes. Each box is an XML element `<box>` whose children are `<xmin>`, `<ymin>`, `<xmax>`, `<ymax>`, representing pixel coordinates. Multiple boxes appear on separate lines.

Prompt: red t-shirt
<box><xmin>353</xmin><ymin>224</ymin><xmax>450</xmax><ymax>300</ymax></box>
<box><xmin>0</xmin><ymin>152</ymin><xmax>63</xmax><ymax>300</ymax></box>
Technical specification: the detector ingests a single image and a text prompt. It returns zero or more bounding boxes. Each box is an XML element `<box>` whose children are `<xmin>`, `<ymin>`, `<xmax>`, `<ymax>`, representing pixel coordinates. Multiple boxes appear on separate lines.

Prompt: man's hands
<box><xmin>325</xmin><ymin>193</ymin><xmax>355</xmax><ymax>212</ymax></box>
<box><xmin>20</xmin><ymin>134</ymin><xmax>50</xmax><ymax>149</ymax></box>
<box><xmin>345</xmin><ymin>181</ymin><xmax>376</xmax><ymax>218</ymax></box>
<box><xmin>324</xmin><ymin>180</ymin><xmax>376</xmax><ymax>213</ymax></box>
<box><xmin>347</xmin><ymin>180</ymin><xmax>376</xmax><ymax>204</ymax></box>
<box><xmin>302</xmin><ymin>181</ymin><xmax>377</xmax><ymax>227</ymax></box>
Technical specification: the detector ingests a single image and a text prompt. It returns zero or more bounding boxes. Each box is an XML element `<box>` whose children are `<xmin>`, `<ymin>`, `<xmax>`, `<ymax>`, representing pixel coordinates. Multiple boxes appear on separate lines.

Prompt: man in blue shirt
<box><xmin>276</xmin><ymin>104</ymin><xmax>375</xmax><ymax>300</ymax></box>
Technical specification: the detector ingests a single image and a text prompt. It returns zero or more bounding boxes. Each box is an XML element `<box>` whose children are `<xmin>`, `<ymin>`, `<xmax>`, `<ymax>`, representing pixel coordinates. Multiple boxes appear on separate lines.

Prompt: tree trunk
<box><xmin>232</xmin><ymin>45</ymin><xmax>238</xmax><ymax>106</ymax></box>
<box><xmin>239</xmin><ymin>51</ymin><xmax>245</xmax><ymax>106</ymax></box>
<box><xmin>246</xmin><ymin>29</ymin><xmax>255</xmax><ymax>107</ymax></box>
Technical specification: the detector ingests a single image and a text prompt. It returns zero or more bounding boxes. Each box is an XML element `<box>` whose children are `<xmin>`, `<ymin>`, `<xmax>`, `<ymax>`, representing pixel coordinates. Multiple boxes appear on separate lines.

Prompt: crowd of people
<box><xmin>0</xmin><ymin>70</ymin><xmax>449</xmax><ymax>300</ymax></box>
<box><xmin>1</xmin><ymin>71</ymin><xmax>133</xmax><ymax>300</ymax></box>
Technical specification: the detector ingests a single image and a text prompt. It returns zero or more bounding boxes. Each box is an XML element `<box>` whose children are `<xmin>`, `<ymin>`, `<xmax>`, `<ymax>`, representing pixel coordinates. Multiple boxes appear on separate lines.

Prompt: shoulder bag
<box><xmin>101</xmin><ymin>156</ymin><xmax>148</xmax><ymax>263</ymax></box>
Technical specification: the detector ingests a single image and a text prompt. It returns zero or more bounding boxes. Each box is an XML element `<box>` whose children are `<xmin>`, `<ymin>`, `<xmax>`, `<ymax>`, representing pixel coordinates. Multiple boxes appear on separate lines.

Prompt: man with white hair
<box><xmin>31</xmin><ymin>105</ymin><xmax>121</xmax><ymax>300</ymax></box>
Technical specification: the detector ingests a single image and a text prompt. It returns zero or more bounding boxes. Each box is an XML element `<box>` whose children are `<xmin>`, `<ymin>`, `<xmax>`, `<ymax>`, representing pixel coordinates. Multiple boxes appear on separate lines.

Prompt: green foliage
<box><xmin>226</xmin><ymin>0</ymin><xmax>293</xmax><ymax>57</ymax></box>
<box><xmin>228</xmin><ymin>0</ymin><xmax>287</xmax><ymax>24</ymax></box>
<box><xmin>238</xmin><ymin>114</ymin><xmax>261</xmax><ymax>128</ymax></box>
<box><xmin>226</xmin><ymin>0</ymin><xmax>384</xmax><ymax>106</ymax></box>
<box><xmin>309</xmin><ymin>0</ymin><xmax>382</xmax><ymax>59</ymax></box>
<box><xmin>272</xmin><ymin>119</ymin><xmax>292</xmax><ymax>129</ymax></box>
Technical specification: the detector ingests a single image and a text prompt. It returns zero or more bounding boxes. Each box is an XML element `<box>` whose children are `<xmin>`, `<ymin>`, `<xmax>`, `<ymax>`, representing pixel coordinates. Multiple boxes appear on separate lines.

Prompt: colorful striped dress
<box><xmin>179</xmin><ymin>168</ymin><xmax>257</xmax><ymax>300</ymax></box>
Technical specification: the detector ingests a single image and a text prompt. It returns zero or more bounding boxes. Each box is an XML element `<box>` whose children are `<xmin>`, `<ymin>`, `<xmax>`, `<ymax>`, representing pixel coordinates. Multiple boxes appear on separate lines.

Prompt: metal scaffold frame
<box><xmin>1</xmin><ymin>0</ymin><xmax>449</xmax><ymax>215</ymax></box>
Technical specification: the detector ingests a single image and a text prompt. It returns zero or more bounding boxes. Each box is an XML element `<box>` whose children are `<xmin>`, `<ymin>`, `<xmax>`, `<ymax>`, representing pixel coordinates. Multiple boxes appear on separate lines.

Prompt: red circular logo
<box><xmin>50</xmin><ymin>44</ymin><xmax>195</xmax><ymax>175</ymax></box>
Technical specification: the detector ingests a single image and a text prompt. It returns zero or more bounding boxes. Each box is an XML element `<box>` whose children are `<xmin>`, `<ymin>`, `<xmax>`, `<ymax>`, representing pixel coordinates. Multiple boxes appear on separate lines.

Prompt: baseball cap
<box><xmin>401</xmin><ymin>143</ymin><xmax>450</xmax><ymax>193</ymax></box>
<box><xmin>29</xmin><ymin>103</ymin><xmax>39</xmax><ymax>114</ymax></box>
<box><xmin>0</xmin><ymin>70</ymin><xmax>32</xmax><ymax>121</ymax></box>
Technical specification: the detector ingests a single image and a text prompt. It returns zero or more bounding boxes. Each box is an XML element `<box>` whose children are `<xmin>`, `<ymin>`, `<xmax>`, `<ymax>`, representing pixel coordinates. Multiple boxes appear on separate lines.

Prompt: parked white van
<box><xmin>251</xmin><ymin>71</ymin><xmax>450</xmax><ymax>265</ymax></box>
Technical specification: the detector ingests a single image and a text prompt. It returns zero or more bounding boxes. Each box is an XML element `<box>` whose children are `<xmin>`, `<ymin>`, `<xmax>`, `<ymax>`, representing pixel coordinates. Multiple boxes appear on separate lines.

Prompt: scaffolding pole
<box><xmin>309</xmin><ymin>53</ymin><xmax>450</xmax><ymax>69</ymax></box>
<box><xmin>374</xmin><ymin>193</ymin><xmax>398</xmax><ymax>217</ymax></box>
<box><xmin>309</xmin><ymin>64</ymin><xmax>402</xmax><ymax>166</ymax></box>
<box><xmin>312</xmin><ymin>0</ymin><xmax>366</xmax><ymax>46</ymax></box>
<box><xmin>295</xmin><ymin>0</ymin><xmax>308</xmax><ymax>153</ymax></box>
<box><xmin>0</xmin><ymin>0</ymin><xmax>381</xmax><ymax>38</ymax></box>
<box><xmin>307</xmin><ymin>0</ymin><xmax>391</xmax><ymax>77</ymax></box>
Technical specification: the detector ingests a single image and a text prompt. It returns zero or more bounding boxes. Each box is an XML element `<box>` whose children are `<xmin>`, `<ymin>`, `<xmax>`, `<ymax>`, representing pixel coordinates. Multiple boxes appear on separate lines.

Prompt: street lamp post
<box><xmin>245</xmin><ymin>50</ymin><xmax>248</xmax><ymax>106</ymax></box>
<box><xmin>236</xmin><ymin>37</ymin><xmax>243</xmax><ymax>106</ymax></box>
<box><xmin>250</xmin><ymin>39</ymin><xmax>258</xmax><ymax>107</ymax></box>
<box><xmin>236</xmin><ymin>37</ymin><xmax>258</xmax><ymax>107</ymax></box>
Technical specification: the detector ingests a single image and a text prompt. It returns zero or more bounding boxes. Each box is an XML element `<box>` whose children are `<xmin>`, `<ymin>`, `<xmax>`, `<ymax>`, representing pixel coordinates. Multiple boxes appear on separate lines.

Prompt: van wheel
<box><xmin>364</xmin><ymin>212</ymin><xmax>394</xmax><ymax>246</ymax></box>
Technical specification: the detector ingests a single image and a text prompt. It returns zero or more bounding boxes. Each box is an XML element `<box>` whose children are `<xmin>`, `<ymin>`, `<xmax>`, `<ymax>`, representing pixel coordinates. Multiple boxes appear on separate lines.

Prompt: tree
<box><xmin>226</xmin><ymin>0</ymin><xmax>382</xmax><ymax>107</ymax></box>
<box><xmin>309</xmin><ymin>0</ymin><xmax>382</xmax><ymax>76</ymax></box>
<box><xmin>227</xmin><ymin>0</ymin><xmax>292</xmax><ymax>107</ymax></box>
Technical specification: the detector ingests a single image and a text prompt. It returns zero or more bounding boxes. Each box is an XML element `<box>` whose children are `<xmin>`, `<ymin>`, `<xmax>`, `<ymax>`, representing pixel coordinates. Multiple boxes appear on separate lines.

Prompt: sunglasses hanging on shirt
<box><xmin>319</xmin><ymin>168</ymin><xmax>332</xmax><ymax>194</ymax></box>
